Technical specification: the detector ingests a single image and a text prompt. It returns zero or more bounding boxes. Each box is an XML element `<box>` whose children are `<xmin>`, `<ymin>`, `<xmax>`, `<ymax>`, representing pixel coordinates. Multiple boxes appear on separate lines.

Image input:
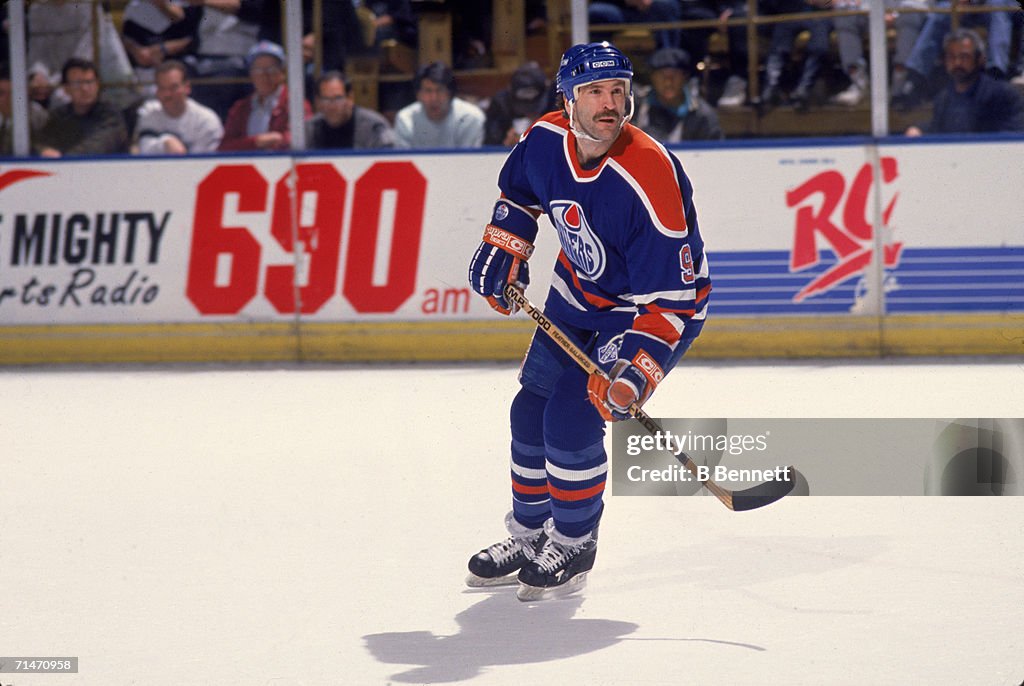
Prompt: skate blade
<box><xmin>516</xmin><ymin>573</ymin><xmax>588</xmax><ymax>602</ymax></box>
<box><xmin>465</xmin><ymin>572</ymin><xmax>519</xmax><ymax>588</ymax></box>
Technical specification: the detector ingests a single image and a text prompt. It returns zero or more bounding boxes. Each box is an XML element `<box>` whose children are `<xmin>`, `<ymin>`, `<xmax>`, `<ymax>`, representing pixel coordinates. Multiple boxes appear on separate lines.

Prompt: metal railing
<box><xmin>4</xmin><ymin>0</ymin><xmax>1021</xmax><ymax>156</ymax></box>
<box><xmin>588</xmin><ymin>1</ymin><xmax>1021</xmax><ymax>125</ymax></box>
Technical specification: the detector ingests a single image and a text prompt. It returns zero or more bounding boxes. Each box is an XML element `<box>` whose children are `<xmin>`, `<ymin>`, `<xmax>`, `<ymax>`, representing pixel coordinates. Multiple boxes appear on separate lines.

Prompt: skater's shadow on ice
<box><xmin>363</xmin><ymin>592</ymin><xmax>637</xmax><ymax>683</ymax></box>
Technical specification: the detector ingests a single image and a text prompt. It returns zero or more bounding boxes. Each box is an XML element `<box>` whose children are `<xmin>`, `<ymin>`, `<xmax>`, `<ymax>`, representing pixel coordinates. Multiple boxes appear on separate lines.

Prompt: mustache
<box><xmin>593</xmin><ymin>110</ymin><xmax>621</xmax><ymax>120</ymax></box>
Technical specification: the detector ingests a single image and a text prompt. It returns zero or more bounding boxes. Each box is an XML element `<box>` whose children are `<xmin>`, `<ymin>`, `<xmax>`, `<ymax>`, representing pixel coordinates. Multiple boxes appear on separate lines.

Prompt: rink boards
<box><xmin>1</xmin><ymin>136</ymin><xmax>1022</xmax><ymax>364</ymax></box>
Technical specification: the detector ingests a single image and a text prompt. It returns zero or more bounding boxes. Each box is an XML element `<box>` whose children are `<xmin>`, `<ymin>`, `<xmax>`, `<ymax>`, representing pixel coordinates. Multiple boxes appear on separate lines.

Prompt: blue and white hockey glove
<box><xmin>587</xmin><ymin>354</ymin><xmax>662</xmax><ymax>422</ymax></box>
<box><xmin>468</xmin><ymin>225</ymin><xmax>534</xmax><ymax>315</ymax></box>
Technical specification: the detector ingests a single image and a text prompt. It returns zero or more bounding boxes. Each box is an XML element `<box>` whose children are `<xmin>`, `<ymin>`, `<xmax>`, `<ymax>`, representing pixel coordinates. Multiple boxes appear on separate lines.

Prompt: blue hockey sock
<box><xmin>509</xmin><ymin>386</ymin><xmax>551</xmax><ymax>530</ymax></box>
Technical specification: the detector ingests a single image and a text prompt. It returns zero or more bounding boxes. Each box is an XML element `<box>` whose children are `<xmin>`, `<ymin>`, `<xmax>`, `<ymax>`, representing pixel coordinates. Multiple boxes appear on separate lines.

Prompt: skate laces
<box><xmin>487</xmin><ymin>535</ymin><xmax>536</xmax><ymax>565</ymax></box>
<box><xmin>533</xmin><ymin>539</ymin><xmax>582</xmax><ymax>573</ymax></box>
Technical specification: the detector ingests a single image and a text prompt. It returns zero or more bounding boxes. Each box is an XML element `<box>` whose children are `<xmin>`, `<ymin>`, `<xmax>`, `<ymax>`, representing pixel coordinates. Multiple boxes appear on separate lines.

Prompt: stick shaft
<box><xmin>504</xmin><ymin>285</ymin><xmax>735</xmax><ymax>508</ymax></box>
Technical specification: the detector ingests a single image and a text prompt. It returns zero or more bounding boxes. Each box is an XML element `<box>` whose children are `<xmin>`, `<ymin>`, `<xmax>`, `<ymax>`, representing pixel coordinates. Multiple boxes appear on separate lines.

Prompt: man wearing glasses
<box><xmin>36</xmin><ymin>58</ymin><xmax>129</xmax><ymax>157</ymax></box>
<box><xmin>306</xmin><ymin>71</ymin><xmax>395</xmax><ymax>150</ymax></box>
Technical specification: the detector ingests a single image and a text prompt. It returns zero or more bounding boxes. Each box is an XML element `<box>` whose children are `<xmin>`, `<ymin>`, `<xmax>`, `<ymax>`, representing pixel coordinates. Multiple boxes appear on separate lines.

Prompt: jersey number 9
<box><xmin>679</xmin><ymin>245</ymin><xmax>695</xmax><ymax>285</ymax></box>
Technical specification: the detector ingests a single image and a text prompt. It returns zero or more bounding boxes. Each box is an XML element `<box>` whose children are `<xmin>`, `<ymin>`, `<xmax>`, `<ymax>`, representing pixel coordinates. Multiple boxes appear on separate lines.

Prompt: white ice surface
<box><xmin>1</xmin><ymin>359</ymin><xmax>1022</xmax><ymax>685</ymax></box>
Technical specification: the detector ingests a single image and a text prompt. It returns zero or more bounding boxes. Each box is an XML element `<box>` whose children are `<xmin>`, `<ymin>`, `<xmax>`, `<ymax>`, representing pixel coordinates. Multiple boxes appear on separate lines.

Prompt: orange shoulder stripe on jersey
<box><xmin>530</xmin><ymin>112</ymin><xmax>687</xmax><ymax>233</ymax></box>
<box><xmin>536</xmin><ymin>111</ymin><xmax>570</xmax><ymax>132</ymax></box>
<box><xmin>607</xmin><ymin>126</ymin><xmax>688</xmax><ymax>235</ymax></box>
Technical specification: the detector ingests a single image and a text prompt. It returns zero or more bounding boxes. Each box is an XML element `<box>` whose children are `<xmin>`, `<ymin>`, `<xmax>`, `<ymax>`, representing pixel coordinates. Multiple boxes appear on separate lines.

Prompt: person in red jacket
<box><xmin>218</xmin><ymin>41</ymin><xmax>311</xmax><ymax>151</ymax></box>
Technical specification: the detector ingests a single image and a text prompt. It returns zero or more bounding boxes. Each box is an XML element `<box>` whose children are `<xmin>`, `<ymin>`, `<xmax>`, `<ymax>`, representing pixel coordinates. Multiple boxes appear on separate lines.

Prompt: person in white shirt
<box><xmin>133</xmin><ymin>59</ymin><xmax>223</xmax><ymax>155</ymax></box>
<box><xmin>394</xmin><ymin>61</ymin><xmax>485</xmax><ymax>149</ymax></box>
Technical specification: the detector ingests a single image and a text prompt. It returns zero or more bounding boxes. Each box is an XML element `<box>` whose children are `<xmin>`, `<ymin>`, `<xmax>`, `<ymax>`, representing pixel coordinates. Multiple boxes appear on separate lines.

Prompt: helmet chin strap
<box><xmin>567</xmin><ymin>83</ymin><xmax>634</xmax><ymax>143</ymax></box>
<box><xmin>567</xmin><ymin>99</ymin><xmax>603</xmax><ymax>143</ymax></box>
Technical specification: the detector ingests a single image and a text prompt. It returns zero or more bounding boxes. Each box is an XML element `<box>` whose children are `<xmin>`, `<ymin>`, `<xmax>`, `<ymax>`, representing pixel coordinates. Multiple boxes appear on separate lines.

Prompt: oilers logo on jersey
<box><xmin>550</xmin><ymin>201</ymin><xmax>606</xmax><ymax>279</ymax></box>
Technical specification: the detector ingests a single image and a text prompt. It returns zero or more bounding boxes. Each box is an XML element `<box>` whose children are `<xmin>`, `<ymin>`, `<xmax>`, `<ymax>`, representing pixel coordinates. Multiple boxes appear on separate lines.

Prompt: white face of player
<box><xmin>571</xmin><ymin>79</ymin><xmax>629</xmax><ymax>144</ymax></box>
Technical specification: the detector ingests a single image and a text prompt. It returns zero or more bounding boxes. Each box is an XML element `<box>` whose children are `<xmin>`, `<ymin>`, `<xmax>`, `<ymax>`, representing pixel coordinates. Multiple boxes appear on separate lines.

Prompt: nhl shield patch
<box><xmin>597</xmin><ymin>338</ymin><xmax>620</xmax><ymax>365</ymax></box>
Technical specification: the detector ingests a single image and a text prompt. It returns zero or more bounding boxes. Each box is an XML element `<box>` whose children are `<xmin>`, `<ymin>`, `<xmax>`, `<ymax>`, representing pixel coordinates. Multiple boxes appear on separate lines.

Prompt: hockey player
<box><xmin>466</xmin><ymin>42</ymin><xmax>711</xmax><ymax>601</ymax></box>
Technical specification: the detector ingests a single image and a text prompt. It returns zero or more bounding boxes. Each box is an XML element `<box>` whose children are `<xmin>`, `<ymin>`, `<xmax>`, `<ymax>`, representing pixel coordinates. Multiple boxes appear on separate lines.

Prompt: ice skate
<box><xmin>516</xmin><ymin>521</ymin><xmax>597</xmax><ymax>602</ymax></box>
<box><xmin>465</xmin><ymin>512</ymin><xmax>546</xmax><ymax>588</ymax></box>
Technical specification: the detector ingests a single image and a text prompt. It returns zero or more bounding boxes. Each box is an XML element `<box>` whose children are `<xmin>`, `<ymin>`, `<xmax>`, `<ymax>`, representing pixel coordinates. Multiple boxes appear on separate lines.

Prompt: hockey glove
<box><xmin>468</xmin><ymin>225</ymin><xmax>534</xmax><ymax>315</ymax></box>
<box><xmin>587</xmin><ymin>358</ymin><xmax>657</xmax><ymax>422</ymax></box>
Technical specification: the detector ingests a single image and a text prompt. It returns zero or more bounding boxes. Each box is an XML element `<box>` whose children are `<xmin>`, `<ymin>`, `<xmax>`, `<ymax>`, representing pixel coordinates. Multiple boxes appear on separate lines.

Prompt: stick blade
<box><xmin>728</xmin><ymin>466</ymin><xmax>798</xmax><ymax>511</ymax></box>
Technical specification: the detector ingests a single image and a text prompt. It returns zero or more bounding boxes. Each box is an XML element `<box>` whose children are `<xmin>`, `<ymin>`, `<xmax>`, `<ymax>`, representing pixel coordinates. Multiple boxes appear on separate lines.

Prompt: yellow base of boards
<box><xmin>1</xmin><ymin>314</ymin><xmax>1021</xmax><ymax>365</ymax></box>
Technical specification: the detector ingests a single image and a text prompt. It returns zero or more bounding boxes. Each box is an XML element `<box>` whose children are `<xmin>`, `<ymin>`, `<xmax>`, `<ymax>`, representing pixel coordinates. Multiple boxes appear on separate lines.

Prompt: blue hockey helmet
<box><xmin>556</xmin><ymin>42</ymin><xmax>633</xmax><ymax>104</ymax></box>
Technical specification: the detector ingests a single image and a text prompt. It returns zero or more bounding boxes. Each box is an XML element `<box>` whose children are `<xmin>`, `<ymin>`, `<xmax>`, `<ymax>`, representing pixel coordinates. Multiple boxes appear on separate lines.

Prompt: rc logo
<box><xmin>549</xmin><ymin>200</ymin><xmax>606</xmax><ymax>279</ymax></box>
<box><xmin>786</xmin><ymin>158</ymin><xmax>902</xmax><ymax>302</ymax></box>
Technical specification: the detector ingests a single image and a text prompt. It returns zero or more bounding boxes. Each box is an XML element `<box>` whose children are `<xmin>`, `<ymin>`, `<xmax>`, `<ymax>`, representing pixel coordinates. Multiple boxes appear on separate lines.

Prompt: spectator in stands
<box><xmin>120</xmin><ymin>0</ymin><xmax>201</xmax><ymax>99</ymax></box>
<box><xmin>36</xmin><ymin>57</ymin><xmax>129</xmax><ymax>157</ymax></box>
<box><xmin>1</xmin><ymin>63</ymin><xmax>50</xmax><ymax>156</ymax></box>
<box><xmin>257</xmin><ymin>0</ymin><xmax>365</xmax><ymax>76</ymax></box>
<box><xmin>28</xmin><ymin>62</ymin><xmax>58</xmax><ymax>110</ymax></box>
<box><xmin>905</xmin><ymin>28</ymin><xmax>1024</xmax><ymax>135</ymax></box>
<box><xmin>26</xmin><ymin>0</ymin><xmax>93</xmax><ymax>81</ymax></box>
<box><xmin>357</xmin><ymin>0</ymin><xmax>418</xmax><ymax>114</ymax></box>
<box><xmin>306</xmin><ymin>71</ymin><xmax>395</xmax><ymax>149</ymax></box>
<box><xmin>358</xmin><ymin>0</ymin><xmax>418</xmax><ymax>50</ymax></box>
<box><xmin>829</xmin><ymin>1</ymin><xmax>872</xmax><ymax>107</ymax></box>
<box><xmin>133</xmin><ymin>60</ymin><xmax>223</xmax><ymax>155</ymax></box>
<box><xmin>634</xmin><ymin>47</ymin><xmax>724</xmax><ymax>142</ymax></box>
<box><xmin>450</xmin><ymin>0</ymin><xmax>495</xmax><ymax>69</ymax></box>
<box><xmin>757</xmin><ymin>0</ymin><xmax>833</xmax><ymax>113</ymax></box>
<box><xmin>1014</xmin><ymin>22</ymin><xmax>1024</xmax><ymax>87</ymax></box>
<box><xmin>483</xmin><ymin>61</ymin><xmax>555</xmax><ymax>147</ymax></box>
<box><xmin>830</xmin><ymin>1</ymin><xmax>930</xmax><ymax>107</ymax></box>
<box><xmin>892</xmin><ymin>0</ymin><xmax>1018</xmax><ymax>111</ymax></box>
<box><xmin>674</xmin><ymin>1</ymin><xmax>751</xmax><ymax>107</ymax></box>
<box><xmin>589</xmin><ymin>0</ymin><xmax>683</xmax><ymax>50</ymax></box>
<box><xmin>889</xmin><ymin>1</ymin><xmax>935</xmax><ymax>97</ymax></box>
<box><xmin>26</xmin><ymin>0</ymin><xmax>136</xmax><ymax>110</ymax></box>
<box><xmin>445</xmin><ymin>0</ymin><xmax>547</xmax><ymax>69</ymax></box>
<box><xmin>182</xmin><ymin>1</ymin><xmax>261</xmax><ymax>122</ymax></box>
<box><xmin>218</xmin><ymin>41</ymin><xmax>311</xmax><ymax>152</ymax></box>
<box><xmin>394</xmin><ymin>61</ymin><xmax>485</xmax><ymax>149</ymax></box>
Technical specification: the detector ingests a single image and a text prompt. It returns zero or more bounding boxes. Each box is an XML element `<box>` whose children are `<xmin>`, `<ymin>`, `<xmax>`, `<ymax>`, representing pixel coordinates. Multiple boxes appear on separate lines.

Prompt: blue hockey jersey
<box><xmin>487</xmin><ymin>111</ymin><xmax>711</xmax><ymax>374</ymax></box>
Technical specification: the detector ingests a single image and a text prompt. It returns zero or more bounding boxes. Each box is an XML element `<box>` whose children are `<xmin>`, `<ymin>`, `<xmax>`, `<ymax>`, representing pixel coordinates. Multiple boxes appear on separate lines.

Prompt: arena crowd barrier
<box><xmin>1</xmin><ymin>135</ymin><xmax>1021</xmax><ymax>364</ymax></box>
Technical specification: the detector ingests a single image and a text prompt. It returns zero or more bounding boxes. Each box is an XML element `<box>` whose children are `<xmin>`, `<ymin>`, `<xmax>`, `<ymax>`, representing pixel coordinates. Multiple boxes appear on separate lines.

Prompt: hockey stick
<box><xmin>504</xmin><ymin>284</ymin><xmax>795</xmax><ymax>512</ymax></box>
